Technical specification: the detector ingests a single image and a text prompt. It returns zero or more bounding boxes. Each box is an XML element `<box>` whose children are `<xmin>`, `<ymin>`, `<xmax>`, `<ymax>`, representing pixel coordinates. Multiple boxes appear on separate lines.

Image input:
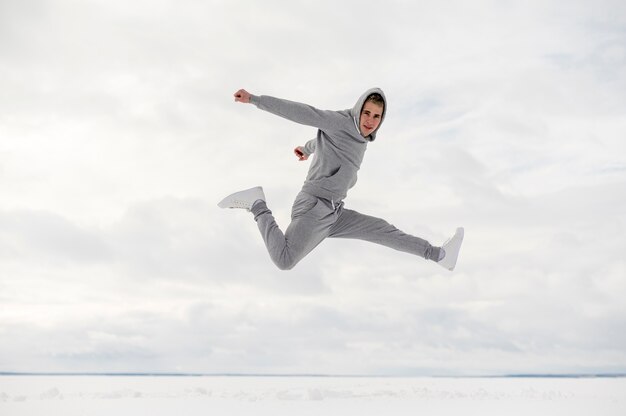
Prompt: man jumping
<box><xmin>218</xmin><ymin>88</ymin><xmax>464</xmax><ymax>271</ymax></box>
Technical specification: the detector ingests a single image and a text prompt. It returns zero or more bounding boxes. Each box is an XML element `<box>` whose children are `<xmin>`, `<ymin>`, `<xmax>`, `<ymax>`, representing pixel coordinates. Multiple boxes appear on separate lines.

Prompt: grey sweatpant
<box><xmin>250</xmin><ymin>191</ymin><xmax>439</xmax><ymax>270</ymax></box>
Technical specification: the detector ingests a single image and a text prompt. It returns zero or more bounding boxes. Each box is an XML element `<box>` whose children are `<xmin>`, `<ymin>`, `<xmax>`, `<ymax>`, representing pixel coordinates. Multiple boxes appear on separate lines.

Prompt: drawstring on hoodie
<box><xmin>331</xmin><ymin>198</ymin><xmax>343</xmax><ymax>215</ymax></box>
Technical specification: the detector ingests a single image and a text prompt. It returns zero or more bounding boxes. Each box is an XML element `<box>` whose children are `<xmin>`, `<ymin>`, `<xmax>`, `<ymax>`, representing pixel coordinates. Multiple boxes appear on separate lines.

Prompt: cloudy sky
<box><xmin>1</xmin><ymin>0</ymin><xmax>625</xmax><ymax>375</ymax></box>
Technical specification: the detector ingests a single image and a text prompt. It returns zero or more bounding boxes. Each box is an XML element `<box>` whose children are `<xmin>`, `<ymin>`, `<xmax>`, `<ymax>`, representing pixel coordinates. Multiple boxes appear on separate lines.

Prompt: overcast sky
<box><xmin>1</xmin><ymin>0</ymin><xmax>625</xmax><ymax>375</ymax></box>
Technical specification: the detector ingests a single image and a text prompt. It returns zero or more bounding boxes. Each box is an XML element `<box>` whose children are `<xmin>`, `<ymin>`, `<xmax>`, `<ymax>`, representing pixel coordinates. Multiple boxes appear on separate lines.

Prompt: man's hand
<box><xmin>294</xmin><ymin>146</ymin><xmax>308</xmax><ymax>161</ymax></box>
<box><xmin>234</xmin><ymin>89</ymin><xmax>251</xmax><ymax>103</ymax></box>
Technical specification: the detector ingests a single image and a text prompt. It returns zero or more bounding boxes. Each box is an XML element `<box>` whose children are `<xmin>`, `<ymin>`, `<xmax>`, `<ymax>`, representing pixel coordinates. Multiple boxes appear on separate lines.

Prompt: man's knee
<box><xmin>274</xmin><ymin>257</ymin><xmax>297</xmax><ymax>271</ymax></box>
<box><xmin>273</xmin><ymin>249</ymin><xmax>301</xmax><ymax>270</ymax></box>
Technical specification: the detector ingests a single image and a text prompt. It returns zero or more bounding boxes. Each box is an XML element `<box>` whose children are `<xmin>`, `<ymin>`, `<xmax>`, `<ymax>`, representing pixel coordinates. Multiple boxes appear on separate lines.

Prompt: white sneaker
<box><xmin>217</xmin><ymin>186</ymin><xmax>265</xmax><ymax>211</ymax></box>
<box><xmin>437</xmin><ymin>227</ymin><xmax>464</xmax><ymax>271</ymax></box>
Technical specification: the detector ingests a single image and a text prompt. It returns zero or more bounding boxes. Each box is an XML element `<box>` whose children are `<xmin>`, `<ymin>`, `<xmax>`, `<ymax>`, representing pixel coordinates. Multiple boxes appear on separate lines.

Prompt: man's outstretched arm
<box><xmin>233</xmin><ymin>88</ymin><xmax>344</xmax><ymax>131</ymax></box>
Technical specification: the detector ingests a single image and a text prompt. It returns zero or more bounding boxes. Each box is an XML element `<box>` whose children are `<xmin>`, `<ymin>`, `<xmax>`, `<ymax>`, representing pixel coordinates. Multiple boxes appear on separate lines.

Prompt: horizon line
<box><xmin>1</xmin><ymin>371</ymin><xmax>625</xmax><ymax>378</ymax></box>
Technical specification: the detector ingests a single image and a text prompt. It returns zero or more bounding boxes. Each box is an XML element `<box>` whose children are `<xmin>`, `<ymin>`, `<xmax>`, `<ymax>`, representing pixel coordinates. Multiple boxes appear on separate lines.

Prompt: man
<box><xmin>218</xmin><ymin>88</ymin><xmax>464</xmax><ymax>271</ymax></box>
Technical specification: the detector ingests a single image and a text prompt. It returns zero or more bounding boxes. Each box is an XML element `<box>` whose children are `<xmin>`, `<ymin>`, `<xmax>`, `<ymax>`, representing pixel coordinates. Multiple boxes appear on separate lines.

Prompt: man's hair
<box><xmin>365</xmin><ymin>93</ymin><xmax>385</xmax><ymax>108</ymax></box>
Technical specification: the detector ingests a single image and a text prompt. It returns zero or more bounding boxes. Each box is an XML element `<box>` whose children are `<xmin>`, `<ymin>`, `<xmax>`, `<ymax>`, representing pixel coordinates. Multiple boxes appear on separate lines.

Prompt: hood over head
<box><xmin>351</xmin><ymin>87</ymin><xmax>386</xmax><ymax>141</ymax></box>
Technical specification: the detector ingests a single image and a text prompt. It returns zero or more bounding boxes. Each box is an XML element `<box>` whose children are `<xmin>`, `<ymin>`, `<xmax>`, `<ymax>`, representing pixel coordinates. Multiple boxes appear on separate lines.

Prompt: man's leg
<box><xmin>251</xmin><ymin>192</ymin><xmax>336</xmax><ymax>270</ymax></box>
<box><xmin>328</xmin><ymin>207</ymin><xmax>442</xmax><ymax>261</ymax></box>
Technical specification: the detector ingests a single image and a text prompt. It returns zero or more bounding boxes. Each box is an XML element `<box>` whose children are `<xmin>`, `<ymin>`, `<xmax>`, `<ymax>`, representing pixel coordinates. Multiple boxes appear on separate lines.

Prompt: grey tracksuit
<box><xmin>248</xmin><ymin>89</ymin><xmax>439</xmax><ymax>270</ymax></box>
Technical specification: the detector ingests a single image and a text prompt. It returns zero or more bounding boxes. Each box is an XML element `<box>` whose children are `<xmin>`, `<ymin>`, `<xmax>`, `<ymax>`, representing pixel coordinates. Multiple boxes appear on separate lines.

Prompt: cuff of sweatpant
<box><xmin>251</xmin><ymin>200</ymin><xmax>271</xmax><ymax>220</ymax></box>
<box><xmin>426</xmin><ymin>245</ymin><xmax>442</xmax><ymax>262</ymax></box>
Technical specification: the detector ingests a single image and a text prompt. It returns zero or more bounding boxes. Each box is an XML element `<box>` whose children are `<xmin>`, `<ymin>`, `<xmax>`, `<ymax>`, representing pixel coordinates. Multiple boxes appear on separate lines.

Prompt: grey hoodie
<box><xmin>249</xmin><ymin>88</ymin><xmax>386</xmax><ymax>201</ymax></box>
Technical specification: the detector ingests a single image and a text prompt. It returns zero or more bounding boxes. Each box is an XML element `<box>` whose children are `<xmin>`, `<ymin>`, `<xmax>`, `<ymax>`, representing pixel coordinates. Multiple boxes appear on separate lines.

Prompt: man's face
<box><xmin>359</xmin><ymin>101</ymin><xmax>384</xmax><ymax>137</ymax></box>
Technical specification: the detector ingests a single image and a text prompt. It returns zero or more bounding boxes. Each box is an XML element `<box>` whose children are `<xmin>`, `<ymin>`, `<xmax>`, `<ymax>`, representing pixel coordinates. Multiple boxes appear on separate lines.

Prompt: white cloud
<box><xmin>1</xmin><ymin>0</ymin><xmax>625</xmax><ymax>375</ymax></box>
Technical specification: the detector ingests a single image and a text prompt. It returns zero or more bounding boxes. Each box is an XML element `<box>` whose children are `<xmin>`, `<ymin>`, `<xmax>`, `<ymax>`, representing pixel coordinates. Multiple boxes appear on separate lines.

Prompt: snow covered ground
<box><xmin>1</xmin><ymin>375</ymin><xmax>624</xmax><ymax>415</ymax></box>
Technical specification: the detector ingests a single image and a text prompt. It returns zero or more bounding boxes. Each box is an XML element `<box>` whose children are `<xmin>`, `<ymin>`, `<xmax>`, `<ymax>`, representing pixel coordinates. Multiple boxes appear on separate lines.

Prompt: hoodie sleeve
<box><xmin>302</xmin><ymin>138</ymin><xmax>316</xmax><ymax>155</ymax></box>
<box><xmin>250</xmin><ymin>94</ymin><xmax>346</xmax><ymax>132</ymax></box>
